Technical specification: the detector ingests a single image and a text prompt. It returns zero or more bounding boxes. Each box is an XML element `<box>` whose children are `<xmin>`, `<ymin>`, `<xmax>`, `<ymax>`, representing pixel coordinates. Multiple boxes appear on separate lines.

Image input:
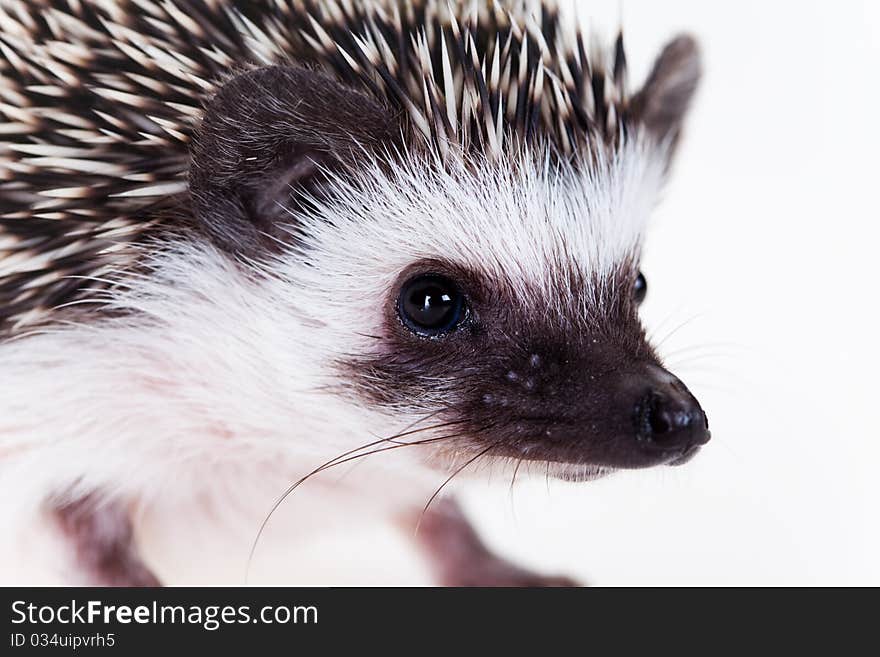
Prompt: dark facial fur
<box><xmin>343</xmin><ymin>259</ymin><xmax>709</xmax><ymax>474</ymax></box>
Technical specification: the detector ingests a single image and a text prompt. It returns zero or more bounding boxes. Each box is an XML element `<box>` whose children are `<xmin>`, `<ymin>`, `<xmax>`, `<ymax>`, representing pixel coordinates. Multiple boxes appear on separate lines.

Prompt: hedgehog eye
<box><xmin>398</xmin><ymin>274</ymin><xmax>465</xmax><ymax>336</ymax></box>
<box><xmin>634</xmin><ymin>271</ymin><xmax>648</xmax><ymax>304</ymax></box>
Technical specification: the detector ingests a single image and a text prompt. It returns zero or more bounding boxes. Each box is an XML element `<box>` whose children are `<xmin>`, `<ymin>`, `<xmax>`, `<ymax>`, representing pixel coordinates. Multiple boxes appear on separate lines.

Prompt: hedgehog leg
<box><xmin>408</xmin><ymin>498</ymin><xmax>580</xmax><ymax>587</ymax></box>
<box><xmin>53</xmin><ymin>495</ymin><xmax>160</xmax><ymax>587</ymax></box>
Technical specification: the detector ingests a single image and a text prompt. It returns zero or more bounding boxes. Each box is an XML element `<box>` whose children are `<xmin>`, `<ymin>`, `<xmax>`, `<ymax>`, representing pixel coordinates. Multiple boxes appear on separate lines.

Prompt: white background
<box><xmin>457</xmin><ymin>0</ymin><xmax>880</xmax><ymax>585</ymax></box>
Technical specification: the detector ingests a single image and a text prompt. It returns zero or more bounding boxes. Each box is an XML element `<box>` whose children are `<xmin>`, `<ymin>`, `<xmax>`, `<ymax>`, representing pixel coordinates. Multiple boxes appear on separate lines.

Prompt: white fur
<box><xmin>0</xmin><ymin>141</ymin><xmax>667</xmax><ymax>584</ymax></box>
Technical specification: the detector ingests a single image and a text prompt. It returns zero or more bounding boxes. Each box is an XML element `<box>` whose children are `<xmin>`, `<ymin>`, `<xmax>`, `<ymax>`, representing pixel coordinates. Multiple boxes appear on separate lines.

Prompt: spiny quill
<box><xmin>0</xmin><ymin>0</ymin><xmax>629</xmax><ymax>334</ymax></box>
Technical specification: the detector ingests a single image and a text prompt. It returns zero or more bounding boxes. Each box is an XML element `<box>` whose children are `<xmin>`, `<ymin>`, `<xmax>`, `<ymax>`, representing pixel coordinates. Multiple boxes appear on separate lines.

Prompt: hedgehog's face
<box><xmin>376</xmin><ymin>261</ymin><xmax>708</xmax><ymax>476</ymax></box>
<box><xmin>325</xmin><ymin>145</ymin><xmax>709</xmax><ymax>478</ymax></box>
<box><xmin>189</xmin><ymin>36</ymin><xmax>706</xmax><ymax>478</ymax></box>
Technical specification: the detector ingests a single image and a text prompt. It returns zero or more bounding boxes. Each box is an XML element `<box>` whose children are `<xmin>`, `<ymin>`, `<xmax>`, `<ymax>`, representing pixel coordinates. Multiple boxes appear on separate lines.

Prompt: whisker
<box><xmin>326</xmin><ymin>419</ymin><xmax>469</xmax><ymax>483</ymax></box>
<box><xmin>509</xmin><ymin>456</ymin><xmax>525</xmax><ymax>494</ymax></box>
<box><xmin>652</xmin><ymin>313</ymin><xmax>706</xmax><ymax>352</ymax></box>
<box><xmin>508</xmin><ymin>456</ymin><xmax>526</xmax><ymax>524</ymax></box>
<box><xmin>645</xmin><ymin>306</ymin><xmax>686</xmax><ymax>345</ymax></box>
<box><xmin>415</xmin><ymin>438</ymin><xmax>501</xmax><ymax>535</ymax></box>
<box><xmin>660</xmin><ymin>341</ymin><xmax>748</xmax><ymax>361</ymax></box>
<box><xmin>385</xmin><ymin>417</ymin><xmax>467</xmax><ymax>445</ymax></box>
<box><xmin>665</xmin><ymin>353</ymin><xmax>740</xmax><ymax>371</ymax></box>
<box><xmin>245</xmin><ymin>419</ymin><xmax>466</xmax><ymax>582</ymax></box>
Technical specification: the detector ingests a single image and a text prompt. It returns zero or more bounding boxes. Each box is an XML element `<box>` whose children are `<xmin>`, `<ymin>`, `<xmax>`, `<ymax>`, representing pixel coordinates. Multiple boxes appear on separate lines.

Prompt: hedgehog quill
<box><xmin>0</xmin><ymin>0</ymin><xmax>706</xmax><ymax>586</ymax></box>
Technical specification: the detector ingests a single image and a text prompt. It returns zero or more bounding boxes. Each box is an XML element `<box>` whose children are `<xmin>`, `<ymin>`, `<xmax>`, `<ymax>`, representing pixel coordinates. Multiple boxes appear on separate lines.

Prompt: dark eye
<box><xmin>398</xmin><ymin>274</ymin><xmax>465</xmax><ymax>336</ymax></box>
<box><xmin>634</xmin><ymin>271</ymin><xmax>647</xmax><ymax>304</ymax></box>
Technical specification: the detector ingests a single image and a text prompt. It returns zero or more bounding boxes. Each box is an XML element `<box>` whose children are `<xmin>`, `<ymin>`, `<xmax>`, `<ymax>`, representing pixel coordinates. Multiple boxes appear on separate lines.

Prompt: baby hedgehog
<box><xmin>0</xmin><ymin>0</ymin><xmax>706</xmax><ymax>586</ymax></box>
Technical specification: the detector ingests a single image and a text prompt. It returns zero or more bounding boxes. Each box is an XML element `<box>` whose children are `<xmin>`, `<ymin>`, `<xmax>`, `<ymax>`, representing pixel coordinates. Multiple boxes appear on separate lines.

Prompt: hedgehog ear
<box><xmin>190</xmin><ymin>65</ymin><xmax>397</xmax><ymax>257</ymax></box>
<box><xmin>631</xmin><ymin>35</ymin><xmax>701</xmax><ymax>154</ymax></box>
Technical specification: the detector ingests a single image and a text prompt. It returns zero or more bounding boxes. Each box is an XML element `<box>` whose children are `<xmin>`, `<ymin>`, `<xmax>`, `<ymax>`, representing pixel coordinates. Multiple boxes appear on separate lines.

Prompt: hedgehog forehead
<box><xmin>296</xmin><ymin>140</ymin><xmax>666</xmax><ymax>306</ymax></box>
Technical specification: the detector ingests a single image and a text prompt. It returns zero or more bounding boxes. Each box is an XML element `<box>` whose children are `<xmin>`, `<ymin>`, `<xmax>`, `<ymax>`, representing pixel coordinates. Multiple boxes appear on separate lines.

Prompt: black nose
<box><xmin>635</xmin><ymin>366</ymin><xmax>710</xmax><ymax>458</ymax></box>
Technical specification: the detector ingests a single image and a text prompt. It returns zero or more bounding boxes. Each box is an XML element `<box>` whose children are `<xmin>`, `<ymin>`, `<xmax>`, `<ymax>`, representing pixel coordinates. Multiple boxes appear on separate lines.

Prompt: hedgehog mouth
<box><xmin>470</xmin><ymin>454</ymin><xmax>617</xmax><ymax>482</ymax></box>
<box><xmin>468</xmin><ymin>437</ymin><xmax>704</xmax><ymax>479</ymax></box>
<box><xmin>543</xmin><ymin>462</ymin><xmax>617</xmax><ymax>482</ymax></box>
<box><xmin>543</xmin><ymin>445</ymin><xmax>701</xmax><ymax>481</ymax></box>
<box><xmin>666</xmin><ymin>444</ymin><xmax>703</xmax><ymax>466</ymax></box>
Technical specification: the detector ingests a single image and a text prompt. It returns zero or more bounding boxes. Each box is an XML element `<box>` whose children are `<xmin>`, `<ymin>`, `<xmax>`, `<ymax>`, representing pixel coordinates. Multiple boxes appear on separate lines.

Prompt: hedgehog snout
<box><xmin>481</xmin><ymin>357</ymin><xmax>710</xmax><ymax>470</ymax></box>
<box><xmin>633</xmin><ymin>364</ymin><xmax>711</xmax><ymax>465</ymax></box>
